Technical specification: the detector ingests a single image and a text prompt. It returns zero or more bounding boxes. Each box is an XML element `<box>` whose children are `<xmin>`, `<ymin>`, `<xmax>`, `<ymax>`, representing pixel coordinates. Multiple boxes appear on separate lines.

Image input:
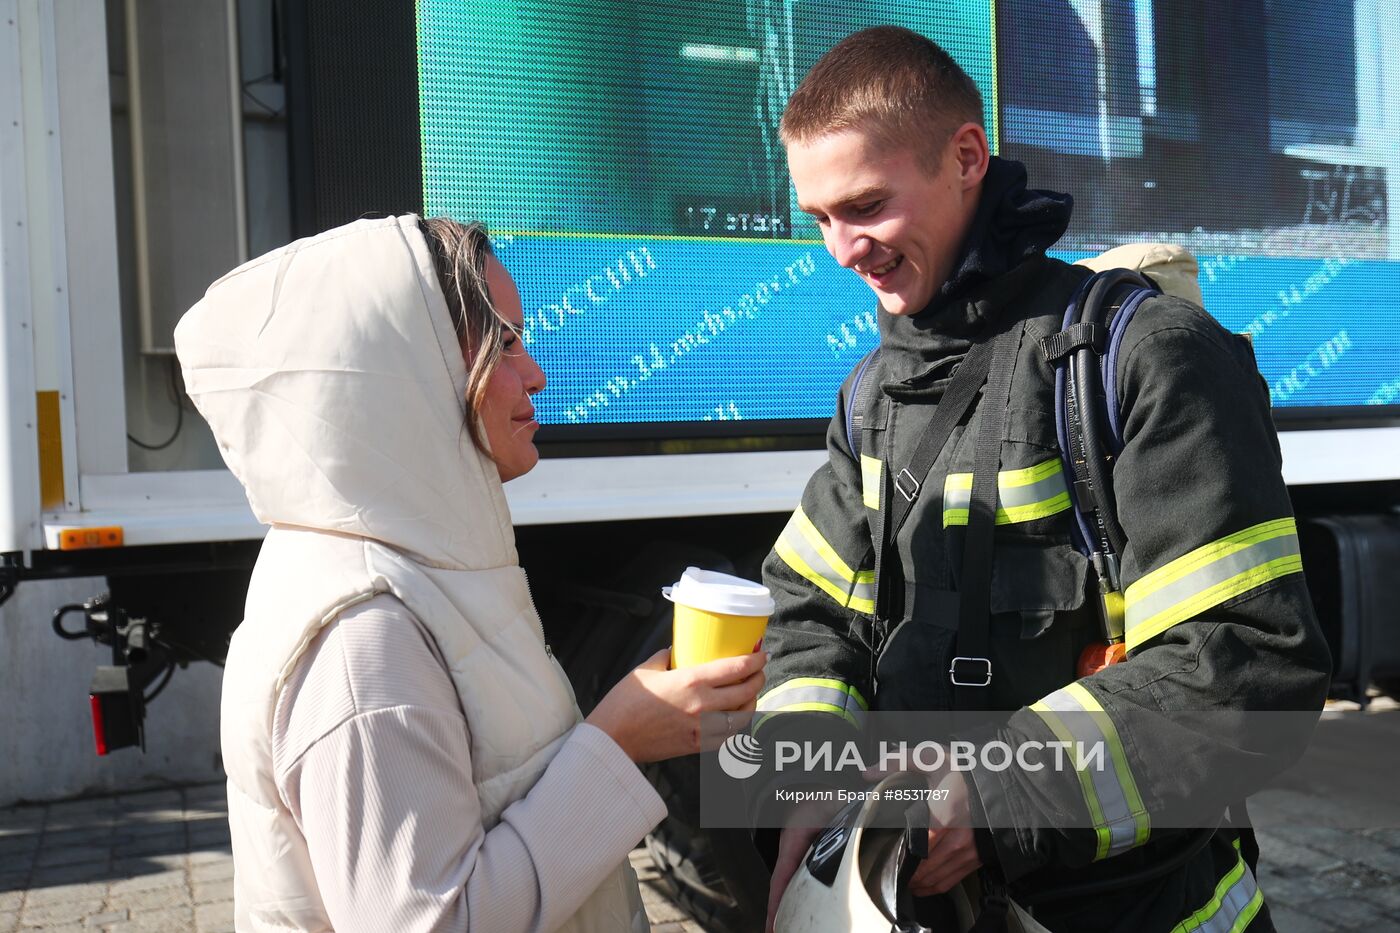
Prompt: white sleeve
<box><xmin>273</xmin><ymin>596</ymin><xmax>666</xmax><ymax>933</ymax></box>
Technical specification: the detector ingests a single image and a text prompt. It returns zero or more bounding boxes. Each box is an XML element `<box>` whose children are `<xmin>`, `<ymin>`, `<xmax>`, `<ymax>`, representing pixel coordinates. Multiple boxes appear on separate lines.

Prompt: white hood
<box><xmin>175</xmin><ymin>215</ymin><xmax>515</xmax><ymax>571</ymax></box>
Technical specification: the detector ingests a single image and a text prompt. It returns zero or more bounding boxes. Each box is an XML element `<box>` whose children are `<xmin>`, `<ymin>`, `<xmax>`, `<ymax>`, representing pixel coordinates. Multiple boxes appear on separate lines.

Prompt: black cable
<box><xmin>151</xmin><ymin>632</ymin><xmax>226</xmax><ymax>669</ymax></box>
<box><xmin>143</xmin><ymin>661</ymin><xmax>177</xmax><ymax>704</ymax></box>
<box><xmin>126</xmin><ymin>357</ymin><xmax>185</xmax><ymax>452</ymax></box>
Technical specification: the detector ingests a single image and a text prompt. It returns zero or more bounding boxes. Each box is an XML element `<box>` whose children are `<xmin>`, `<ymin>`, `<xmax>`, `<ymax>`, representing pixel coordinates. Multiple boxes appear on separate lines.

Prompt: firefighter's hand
<box><xmin>908</xmin><ymin>771</ymin><xmax>982</xmax><ymax>896</ymax></box>
<box><xmin>585</xmin><ymin>647</ymin><xmax>765</xmax><ymax>763</ymax></box>
<box><xmin>766</xmin><ymin>800</ymin><xmax>838</xmax><ymax>933</ymax></box>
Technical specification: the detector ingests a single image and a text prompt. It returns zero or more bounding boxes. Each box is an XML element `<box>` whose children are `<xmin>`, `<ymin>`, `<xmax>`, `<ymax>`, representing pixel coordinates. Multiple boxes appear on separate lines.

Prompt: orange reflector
<box><xmin>58</xmin><ymin>527</ymin><xmax>124</xmax><ymax>550</ymax></box>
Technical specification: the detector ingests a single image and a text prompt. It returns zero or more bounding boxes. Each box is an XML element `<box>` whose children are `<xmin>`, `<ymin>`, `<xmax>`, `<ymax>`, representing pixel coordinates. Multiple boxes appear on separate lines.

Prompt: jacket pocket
<box><xmin>988</xmin><ymin>543</ymin><xmax>1097</xmax><ymax>707</ymax></box>
<box><xmin>874</xmin><ymin>586</ymin><xmax>958</xmax><ymax>711</ymax></box>
<box><xmin>990</xmin><ymin>542</ymin><xmax>1089</xmax><ymax>630</ymax></box>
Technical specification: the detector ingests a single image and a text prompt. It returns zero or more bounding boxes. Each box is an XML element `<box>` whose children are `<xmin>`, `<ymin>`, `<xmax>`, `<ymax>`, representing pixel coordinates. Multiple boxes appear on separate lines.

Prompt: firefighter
<box><xmin>756</xmin><ymin>26</ymin><xmax>1332</xmax><ymax>933</ymax></box>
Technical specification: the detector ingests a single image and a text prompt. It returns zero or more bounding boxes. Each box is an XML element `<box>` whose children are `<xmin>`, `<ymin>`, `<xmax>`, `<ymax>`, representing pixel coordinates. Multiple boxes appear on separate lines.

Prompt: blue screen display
<box><xmin>419</xmin><ymin>1</ymin><xmax>1400</xmax><ymax>427</ymax></box>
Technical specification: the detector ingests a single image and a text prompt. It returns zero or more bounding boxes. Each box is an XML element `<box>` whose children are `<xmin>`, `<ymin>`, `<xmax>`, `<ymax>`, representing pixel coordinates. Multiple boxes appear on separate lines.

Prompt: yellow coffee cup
<box><xmin>664</xmin><ymin>567</ymin><xmax>774</xmax><ymax>668</ymax></box>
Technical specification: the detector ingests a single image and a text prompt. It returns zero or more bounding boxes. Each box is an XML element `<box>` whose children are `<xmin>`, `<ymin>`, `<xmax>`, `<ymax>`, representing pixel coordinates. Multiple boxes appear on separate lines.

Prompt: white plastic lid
<box><xmin>662</xmin><ymin>566</ymin><xmax>775</xmax><ymax>617</ymax></box>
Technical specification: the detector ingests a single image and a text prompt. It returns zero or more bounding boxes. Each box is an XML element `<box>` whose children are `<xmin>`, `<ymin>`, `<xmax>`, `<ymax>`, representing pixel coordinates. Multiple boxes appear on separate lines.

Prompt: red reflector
<box><xmin>90</xmin><ymin>694</ymin><xmax>109</xmax><ymax>756</ymax></box>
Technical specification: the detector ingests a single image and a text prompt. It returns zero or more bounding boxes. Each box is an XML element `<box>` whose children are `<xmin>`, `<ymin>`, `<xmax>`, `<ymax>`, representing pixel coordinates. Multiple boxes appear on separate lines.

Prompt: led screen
<box><xmin>418</xmin><ymin>1</ymin><xmax>1400</xmax><ymax>429</ymax></box>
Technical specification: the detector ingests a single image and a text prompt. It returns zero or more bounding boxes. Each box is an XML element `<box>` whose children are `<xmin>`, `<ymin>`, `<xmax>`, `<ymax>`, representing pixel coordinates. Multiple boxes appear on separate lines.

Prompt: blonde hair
<box><xmin>780</xmin><ymin>26</ymin><xmax>983</xmax><ymax>170</ymax></box>
<box><xmin>419</xmin><ymin>216</ymin><xmax>507</xmax><ymax>452</ymax></box>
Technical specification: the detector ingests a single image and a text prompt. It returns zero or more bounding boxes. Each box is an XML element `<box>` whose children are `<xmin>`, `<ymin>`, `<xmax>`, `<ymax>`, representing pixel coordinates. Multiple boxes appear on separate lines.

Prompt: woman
<box><xmin>174</xmin><ymin>215</ymin><xmax>766</xmax><ymax>932</ymax></box>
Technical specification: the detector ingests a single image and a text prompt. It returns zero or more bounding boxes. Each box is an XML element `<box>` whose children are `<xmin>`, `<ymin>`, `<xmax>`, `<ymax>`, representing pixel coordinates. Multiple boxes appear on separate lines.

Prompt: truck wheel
<box><xmin>613</xmin><ymin>546</ymin><xmax>769</xmax><ymax>932</ymax></box>
<box><xmin>643</xmin><ymin>757</ymin><xmax>769</xmax><ymax>933</ymax></box>
<box><xmin>524</xmin><ymin>530</ymin><xmax>775</xmax><ymax>931</ymax></box>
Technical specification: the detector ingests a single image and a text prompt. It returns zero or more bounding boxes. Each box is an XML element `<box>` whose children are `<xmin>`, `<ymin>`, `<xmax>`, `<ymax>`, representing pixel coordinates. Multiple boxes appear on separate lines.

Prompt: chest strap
<box><xmin>872</xmin><ymin>320</ymin><xmax>1025</xmax><ymax>700</ymax></box>
<box><xmin>872</xmin><ymin>334</ymin><xmax>995</xmax><ymax>622</ymax></box>
<box><xmin>953</xmin><ymin>324</ymin><xmax>1023</xmax><ymax>708</ymax></box>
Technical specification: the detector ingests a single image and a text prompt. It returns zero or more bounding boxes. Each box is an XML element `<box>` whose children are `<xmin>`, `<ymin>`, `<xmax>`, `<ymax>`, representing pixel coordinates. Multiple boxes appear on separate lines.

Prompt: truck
<box><xmin>3</xmin><ymin>2</ymin><xmax>1399</xmax><ymax>929</ymax></box>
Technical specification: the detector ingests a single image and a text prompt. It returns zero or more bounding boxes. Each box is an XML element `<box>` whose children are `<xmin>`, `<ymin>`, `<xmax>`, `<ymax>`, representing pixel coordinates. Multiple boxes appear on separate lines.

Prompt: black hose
<box><xmin>143</xmin><ymin>661</ymin><xmax>177</xmax><ymax>704</ymax></box>
<box><xmin>1071</xmin><ymin>269</ymin><xmax>1156</xmax><ymax>558</ymax></box>
<box><xmin>1073</xmin><ymin>344</ymin><xmax>1127</xmax><ymax>556</ymax></box>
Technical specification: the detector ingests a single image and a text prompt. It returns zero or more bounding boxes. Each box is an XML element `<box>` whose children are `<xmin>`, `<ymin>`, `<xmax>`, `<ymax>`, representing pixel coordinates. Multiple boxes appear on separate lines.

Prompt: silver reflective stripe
<box><xmin>861</xmin><ymin>455</ymin><xmax>881</xmax><ymax>510</ymax></box>
<box><xmin>944</xmin><ymin>469</ymin><xmax>1066</xmax><ymax>512</ymax></box>
<box><xmin>1036</xmin><ymin>684</ymin><xmax>1149</xmax><ymax>860</ymax></box>
<box><xmin>1125</xmin><ymin>518</ymin><xmax>1303</xmax><ymax>650</ymax></box>
<box><xmin>1171</xmin><ymin>842</ymin><xmax>1263</xmax><ymax>933</ymax></box>
<box><xmin>756</xmin><ymin>678</ymin><xmax>869</xmax><ymax>730</ymax></box>
<box><xmin>943</xmin><ymin>459</ymin><xmax>1071</xmax><ymax>526</ymax></box>
<box><xmin>774</xmin><ymin>509</ymin><xmax>876</xmax><ymax>614</ymax></box>
<box><xmin>1197</xmin><ymin>866</ymin><xmax>1260</xmax><ymax>933</ymax></box>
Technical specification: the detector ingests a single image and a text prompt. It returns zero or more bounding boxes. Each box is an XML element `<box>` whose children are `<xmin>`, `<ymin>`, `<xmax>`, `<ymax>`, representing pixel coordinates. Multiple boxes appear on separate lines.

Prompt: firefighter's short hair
<box><xmin>780</xmin><ymin>26</ymin><xmax>983</xmax><ymax>171</ymax></box>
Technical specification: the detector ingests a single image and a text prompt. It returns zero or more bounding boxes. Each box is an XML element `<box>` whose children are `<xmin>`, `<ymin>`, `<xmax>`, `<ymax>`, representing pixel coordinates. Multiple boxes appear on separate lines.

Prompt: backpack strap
<box><xmin>844</xmin><ymin>347</ymin><xmax>882</xmax><ymax>459</ymax></box>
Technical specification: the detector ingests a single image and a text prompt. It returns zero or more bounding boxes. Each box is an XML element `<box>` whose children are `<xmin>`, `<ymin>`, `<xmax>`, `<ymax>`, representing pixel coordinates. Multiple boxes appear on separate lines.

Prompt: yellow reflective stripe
<box><xmin>998</xmin><ymin>458</ymin><xmax>1067</xmax><ymax>486</ymax></box>
<box><xmin>1125</xmin><ymin>518</ymin><xmax>1303</xmax><ymax>651</ymax></box>
<box><xmin>1028</xmin><ymin>700</ymin><xmax>1112</xmax><ymax>860</ymax></box>
<box><xmin>1064</xmin><ymin>682</ymin><xmax>1151</xmax><ymax>851</ymax></box>
<box><xmin>755</xmin><ymin>677</ymin><xmax>868</xmax><ymax>731</ymax></box>
<box><xmin>860</xmin><ymin>455</ymin><xmax>882</xmax><ymax>510</ymax></box>
<box><xmin>774</xmin><ymin>509</ymin><xmax>876</xmax><ymax>614</ymax></box>
<box><xmin>759</xmin><ymin>676</ymin><xmax>870</xmax><ymax>711</ymax></box>
<box><xmin>792</xmin><ymin>509</ymin><xmax>872</xmax><ymax>585</ymax></box>
<box><xmin>943</xmin><ymin>458</ymin><xmax>1072</xmax><ymax>527</ymax></box>
<box><xmin>1169</xmin><ymin>839</ymin><xmax>1264</xmax><ymax>933</ymax></box>
<box><xmin>1032</xmin><ymin>682</ymin><xmax>1150</xmax><ymax>861</ymax></box>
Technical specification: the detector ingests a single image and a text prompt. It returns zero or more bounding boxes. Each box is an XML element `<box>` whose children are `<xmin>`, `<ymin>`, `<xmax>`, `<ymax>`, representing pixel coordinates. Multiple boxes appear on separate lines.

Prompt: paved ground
<box><xmin>2</xmin><ymin>705</ymin><xmax>1398</xmax><ymax>931</ymax></box>
<box><xmin>0</xmin><ymin>784</ymin><xmax>707</xmax><ymax>932</ymax></box>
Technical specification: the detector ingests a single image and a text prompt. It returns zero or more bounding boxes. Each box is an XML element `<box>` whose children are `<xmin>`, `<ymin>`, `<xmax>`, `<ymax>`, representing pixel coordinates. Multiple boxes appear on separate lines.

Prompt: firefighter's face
<box><xmin>475</xmin><ymin>257</ymin><xmax>545</xmax><ymax>483</ymax></box>
<box><xmin>787</xmin><ymin>123</ymin><xmax>988</xmax><ymax>316</ymax></box>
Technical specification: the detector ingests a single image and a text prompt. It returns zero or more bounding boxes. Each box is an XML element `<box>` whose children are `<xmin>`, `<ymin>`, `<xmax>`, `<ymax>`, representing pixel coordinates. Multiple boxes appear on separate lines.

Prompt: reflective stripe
<box><xmin>756</xmin><ymin>677</ymin><xmax>869</xmax><ymax>730</ymax></box>
<box><xmin>860</xmin><ymin>455</ymin><xmax>882</xmax><ymax>510</ymax></box>
<box><xmin>1125</xmin><ymin>518</ymin><xmax>1303</xmax><ymax>651</ymax></box>
<box><xmin>943</xmin><ymin>458</ymin><xmax>1072</xmax><ymax>527</ymax></box>
<box><xmin>1031</xmin><ymin>681</ymin><xmax>1150</xmax><ymax>861</ymax></box>
<box><xmin>1170</xmin><ymin>839</ymin><xmax>1263</xmax><ymax>933</ymax></box>
<box><xmin>774</xmin><ymin>508</ymin><xmax>876</xmax><ymax>613</ymax></box>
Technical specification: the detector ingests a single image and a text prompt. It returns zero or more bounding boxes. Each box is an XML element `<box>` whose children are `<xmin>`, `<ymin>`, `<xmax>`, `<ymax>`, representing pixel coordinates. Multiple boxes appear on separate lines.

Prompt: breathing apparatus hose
<box><xmin>1071</xmin><ymin>270</ymin><xmax>1152</xmax><ymax>558</ymax></box>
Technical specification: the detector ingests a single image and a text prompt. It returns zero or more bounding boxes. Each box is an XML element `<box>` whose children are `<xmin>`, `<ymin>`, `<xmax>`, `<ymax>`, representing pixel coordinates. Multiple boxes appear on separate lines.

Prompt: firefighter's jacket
<box><xmin>758</xmin><ymin>159</ymin><xmax>1332</xmax><ymax>932</ymax></box>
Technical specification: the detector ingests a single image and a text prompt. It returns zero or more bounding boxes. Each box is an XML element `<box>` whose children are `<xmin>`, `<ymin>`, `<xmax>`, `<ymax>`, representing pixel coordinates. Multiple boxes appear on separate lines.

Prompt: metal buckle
<box><xmin>949</xmin><ymin>656</ymin><xmax>992</xmax><ymax>687</ymax></box>
<box><xmin>894</xmin><ymin>468</ymin><xmax>921</xmax><ymax>503</ymax></box>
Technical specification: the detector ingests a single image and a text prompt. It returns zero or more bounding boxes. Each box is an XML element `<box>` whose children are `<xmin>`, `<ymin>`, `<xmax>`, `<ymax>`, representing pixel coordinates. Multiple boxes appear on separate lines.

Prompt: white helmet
<box><xmin>774</xmin><ymin>773</ymin><xmax>1049</xmax><ymax>933</ymax></box>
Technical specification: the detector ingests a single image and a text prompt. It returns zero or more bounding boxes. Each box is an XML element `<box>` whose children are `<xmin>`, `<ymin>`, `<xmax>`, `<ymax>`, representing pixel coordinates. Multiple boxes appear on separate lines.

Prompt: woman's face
<box><xmin>474</xmin><ymin>257</ymin><xmax>546</xmax><ymax>482</ymax></box>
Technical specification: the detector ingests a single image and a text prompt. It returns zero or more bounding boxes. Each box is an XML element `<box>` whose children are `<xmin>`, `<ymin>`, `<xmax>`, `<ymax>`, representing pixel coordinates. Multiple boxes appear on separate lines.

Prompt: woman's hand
<box><xmin>585</xmin><ymin>648</ymin><xmax>766</xmax><ymax>763</ymax></box>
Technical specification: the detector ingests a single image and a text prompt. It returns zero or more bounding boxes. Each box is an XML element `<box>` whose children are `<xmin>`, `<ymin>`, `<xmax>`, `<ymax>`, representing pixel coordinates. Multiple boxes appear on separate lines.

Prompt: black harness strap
<box><xmin>953</xmin><ymin>324</ymin><xmax>1023</xmax><ymax>709</ymax></box>
<box><xmin>872</xmin><ymin>336</ymin><xmax>998</xmax><ymax>622</ymax></box>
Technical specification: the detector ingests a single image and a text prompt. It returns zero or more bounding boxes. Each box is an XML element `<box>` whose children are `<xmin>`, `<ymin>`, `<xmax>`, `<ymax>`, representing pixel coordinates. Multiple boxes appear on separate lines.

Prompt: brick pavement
<box><xmin>0</xmin><ymin>783</ymin><xmax>708</xmax><ymax>932</ymax></box>
<box><xmin>0</xmin><ymin>784</ymin><xmax>233</xmax><ymax>932</ymax></box>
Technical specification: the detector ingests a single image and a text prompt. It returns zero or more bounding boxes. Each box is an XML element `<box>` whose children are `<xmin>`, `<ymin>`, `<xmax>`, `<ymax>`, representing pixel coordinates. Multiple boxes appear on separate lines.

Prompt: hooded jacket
<box><xmin>175</xmin><ymin>215</ymin><xmax>659</xmax><ymax>931</ymax></box>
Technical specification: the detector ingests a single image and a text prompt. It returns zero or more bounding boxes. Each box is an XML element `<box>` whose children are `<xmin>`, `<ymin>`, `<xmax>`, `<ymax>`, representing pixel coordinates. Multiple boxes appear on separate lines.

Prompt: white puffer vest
<box><xmin>176</xmin><ymin>216</ymin><xmax>646</xmax><ymax>931</ymax></box>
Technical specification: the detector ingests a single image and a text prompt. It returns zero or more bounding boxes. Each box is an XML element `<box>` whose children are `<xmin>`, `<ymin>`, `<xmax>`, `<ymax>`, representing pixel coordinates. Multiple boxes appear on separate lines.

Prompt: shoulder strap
<box><xmin>872</xmin><ymin>335</ymin><xmax>999</xmax><ymax>621</ymax></box>
<box><xmin>844</xmin><ymin>347</ymin><xmax>882</xmax><ymax>458</ymax></box>
<box><xmin>952</xmin><ymin>324</ymin><xmax>1023</xmax><ymax>708</ymax></box>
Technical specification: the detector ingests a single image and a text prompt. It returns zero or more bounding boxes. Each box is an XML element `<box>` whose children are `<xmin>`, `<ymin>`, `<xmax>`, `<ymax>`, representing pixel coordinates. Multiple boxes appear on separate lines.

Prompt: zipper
<box><xmin>520</xmin><ymin>568</ymin><xmax>553</xmax><ymax>659</ymax></box>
